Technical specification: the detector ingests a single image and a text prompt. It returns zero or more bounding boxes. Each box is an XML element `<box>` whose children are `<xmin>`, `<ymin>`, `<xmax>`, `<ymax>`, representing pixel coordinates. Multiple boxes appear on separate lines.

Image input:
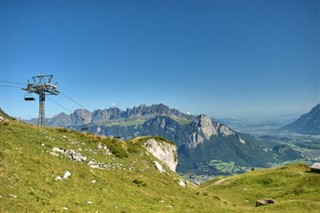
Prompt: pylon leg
<box><xmin>38</xmin><ymin>92</ymin><xmax>45</xmax><ymax>126</ymax></box>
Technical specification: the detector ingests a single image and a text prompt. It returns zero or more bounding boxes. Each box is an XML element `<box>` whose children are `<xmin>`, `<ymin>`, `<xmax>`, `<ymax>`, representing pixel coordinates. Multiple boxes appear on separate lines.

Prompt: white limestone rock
<box><xmin>154</xmin><ymin>161</ymin><xmax>165</xmax><ymax>173</ymax></box>
<box><xmin>63</xmin><ymin>171</ymin><xmax>71</xmax><ymax>179</ymax></box>
<box><xmin>143</xmin><ymin>139</ymin><xmax>178</xmax><ymax>172</ymax></box>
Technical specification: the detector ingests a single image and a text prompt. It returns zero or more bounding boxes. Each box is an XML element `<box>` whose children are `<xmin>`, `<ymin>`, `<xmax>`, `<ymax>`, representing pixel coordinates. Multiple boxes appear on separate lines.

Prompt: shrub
<box><xmin>132</xmin><ymin>179</ymin><xmax>147</xmax><ymax>187</ymax></box>
<box><xmin>103</xmin><ymin>138</ymin><xmax>128</xmax><ymax>158</ymax></box>
<box><xmin>127</xmin><ymin>142</ymin><xmax>142</xmax><ymax>154</ymax></box>
<box><xmin>57</xmin><ymin>128</ymin><xmax>69</xmax><ymax>133</ymax></box>
<box><xmin>259</xmin><ymin>177</ymin><xmax>274</xmax><ymax>186</ymax></box>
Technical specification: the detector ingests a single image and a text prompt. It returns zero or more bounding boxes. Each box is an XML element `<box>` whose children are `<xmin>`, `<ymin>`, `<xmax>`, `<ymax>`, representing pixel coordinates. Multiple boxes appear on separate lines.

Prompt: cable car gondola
<box><xmin>81</xmin><ymin>126</ymin><xmax>89</xmax><ymax>131</ymax></box>
<box><xmin>24</xmin><ymin>93</ymin><xmax>35</xmax><ymax>101</ymax></box>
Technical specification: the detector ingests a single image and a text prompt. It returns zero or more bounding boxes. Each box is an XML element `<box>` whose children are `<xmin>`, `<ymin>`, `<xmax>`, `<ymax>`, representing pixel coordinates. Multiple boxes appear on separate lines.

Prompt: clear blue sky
<box><xmin>0</xmin><ymin>0</ymin><xmax>319</xmax><ymax>119</ymax></box>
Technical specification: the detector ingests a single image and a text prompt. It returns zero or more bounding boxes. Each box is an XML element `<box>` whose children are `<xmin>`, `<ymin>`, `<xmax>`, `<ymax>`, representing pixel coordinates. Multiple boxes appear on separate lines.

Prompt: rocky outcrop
<box><xmin>50</xmin><ymin>147</ymin><xmax>87</xmax><ymax>162</ymax></box>
<box><xmin>143</xmin><ymin>138</ymin><xmax>178</xmax><ymax>172</ymax></box>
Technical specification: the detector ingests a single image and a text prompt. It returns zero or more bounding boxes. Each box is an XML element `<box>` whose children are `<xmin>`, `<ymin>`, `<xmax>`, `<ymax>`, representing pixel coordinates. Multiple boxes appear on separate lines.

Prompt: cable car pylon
<box><xmin>22</xmin><ymin>74</ymin><xmax>59</xmax><ymax>126</ymax></box>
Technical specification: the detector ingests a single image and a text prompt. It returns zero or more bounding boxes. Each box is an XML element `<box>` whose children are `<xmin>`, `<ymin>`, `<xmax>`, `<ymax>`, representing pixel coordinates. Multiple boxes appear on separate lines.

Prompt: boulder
<box><xmin>178</xmin><ymin>179</ymin><xmax>186</xmax><ymax>187</ymax></box>
<box><xmin>63</xmin><ymin>171</ymin><xmax>71</xmax><ymax>179</ymax></box>
<box><xmin>256</xmin><ymin>199</ymin><xmax>276</xmax><ymax>207</ymax></box>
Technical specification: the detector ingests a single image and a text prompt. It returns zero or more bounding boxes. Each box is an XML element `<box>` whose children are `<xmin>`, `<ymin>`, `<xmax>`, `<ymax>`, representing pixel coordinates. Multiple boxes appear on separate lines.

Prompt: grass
<box><xmin>1</xmin><ymin>110</ymin><xmax>319</xmax><ymax>212</ymax></box>
<box><xmin>201</xmin><ymin>164</ymin><xmax>320</xmax><ymax>212</ymax></box>
<box><xmin>104</xmin><ymin>117</ymin><xmax>148</xmax><ymax>127</ymax></box>
<box><xmin>0</xmin><ymin>112</ymin><xmax>231</xmax><ymax>212</ymax></box>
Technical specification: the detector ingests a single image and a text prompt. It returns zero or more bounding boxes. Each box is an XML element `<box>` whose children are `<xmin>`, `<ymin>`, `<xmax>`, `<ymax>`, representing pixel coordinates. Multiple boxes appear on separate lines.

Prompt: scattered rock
<box><xmin>55</xmin><ymin>176</ymin><xmax>62</xmax><ymax>181</ymax></box>
<box><xmin>62</xmin><ymin>206</ymin><xmax>68</xmax><ymax>210</ymax></box>
<box><xmin>63</xmin><ymin>171</ymin><xmax>71</xmax><ymax>179</ymax></box>
<box><xmin>52</xmin><ymin>147</ymin><xmax>88</xmax><ymax>162</ymax></box>
<box><xmin>8</xmin><ymin>194</ymin><xmax>17</xmax><ymax>199</ymax></box>
<box><xmin>256</xmin><ymin>199</ymin><xmax>276</xmax><ymax>207</ymax></box>
<box><xmin>50</xmin><ymin>152</ymin><xmax>60</xmax><ymax>157</ymax></box>
<box><xmin>154</xmin><ymin>161</ymin><xmax>165</xmax><ymax>173</ymax></box>
<box><xmin>178</xmin><ymin>179</ymin><xmax>186</xmax><ymax>187</ymax></box>
<box><xmin>65</xmin><ymin>149</ymin><xmax>87</xmax><ymax>162</ymax></box>
<box><xmin>91</xmin><ymin>180</ymin><xmax>97</xmax><ymax>183</ymax></box>
<box><xmin>87</xmin><ymin>201</ymin><xmax>93</xmax><ymax>204</ymax></box>
<box><xmin>88</xmin><ymin>160</ymin><xmax>100</xmax><ymax>169</ymax></box>
<box><xmin>97</xmin><ymin>143</ymin><xmax>112</xmax><ymax>155</ymax></box>
<box><xmin>52</xmin><ymin>147</ymin><xmax>64</xmax><ymax>153</ymax></box>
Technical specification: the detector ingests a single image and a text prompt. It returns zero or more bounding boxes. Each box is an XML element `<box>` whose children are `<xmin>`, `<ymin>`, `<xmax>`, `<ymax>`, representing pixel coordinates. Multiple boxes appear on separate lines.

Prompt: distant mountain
<box><xmin>41</xmin><ymin>104</ymin><xmax>194</xmax><ymax>127</ymax></box>
<box><xmin>279</xmin><ymin>104</ymin><xmax>320</xmax><ymax>135</ymax></box>
<box><xmin>140</xmin><ymin>115</ymin><xmax>274</xmax><ymax>175</ymax></box>
<box><xmin>26</xmin><ymin>104</ymin><xmax>303</xmax><ymax>175</ymax></box>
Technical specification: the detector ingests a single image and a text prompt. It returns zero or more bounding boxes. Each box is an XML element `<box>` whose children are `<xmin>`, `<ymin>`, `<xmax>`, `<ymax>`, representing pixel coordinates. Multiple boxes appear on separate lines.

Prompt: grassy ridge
<box><xmin>201</xmin><ymin>164</ymin><xmax>320</xmax><ymax>212</ymax></box>
<box><xmin>0</xmin><ymin>114</ymin><xmax>230</xmax><ymax>212</ymax></box>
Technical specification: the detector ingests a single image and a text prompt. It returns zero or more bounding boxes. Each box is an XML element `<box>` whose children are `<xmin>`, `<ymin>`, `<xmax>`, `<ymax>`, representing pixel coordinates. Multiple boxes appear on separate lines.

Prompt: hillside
<box><xmin>0</xmin><ymin>110</ymin><xmax>231</xmax><ymax>212</ymax></box>
<box><xmin>1</xmin><ymin>110</ymin><xmax>319</xmax><ymax>212</ymax></box>
<box><xmin>200</xmin><ymin>164</ymin><xmax>320</xmax><ymax>212</ymax></box>
<box><xmin>279</xmin><ymin>104</ymin><xmax>320</xmax><ymax>135</ymax></box>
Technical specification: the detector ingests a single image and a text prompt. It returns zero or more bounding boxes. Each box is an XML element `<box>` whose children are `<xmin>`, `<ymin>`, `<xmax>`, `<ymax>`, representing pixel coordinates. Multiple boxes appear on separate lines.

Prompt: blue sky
<box><xmin>0</xmin><ymin>0</ymin><xmax>319</xmax><ymax>119</ymax></box>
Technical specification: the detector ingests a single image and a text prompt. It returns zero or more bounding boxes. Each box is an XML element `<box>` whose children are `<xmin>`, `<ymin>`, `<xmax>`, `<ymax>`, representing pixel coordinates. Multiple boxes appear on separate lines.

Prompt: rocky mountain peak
<box><xmin>191</xmin><ymin>114</ymin><xmax>218</xmax><ymax>138</ymax></box>
<box><xmin>187</xmin><ymin>114</ymin><xmax>236</xmax><ymax>148</ymax></box>
<box><xmin>188</xmin><ymin>115</ymin><xmax>218</xmax><ymax>148</ymax></box>
<box><xmin>71</xmin><ymin>109</ymin><xmax>92</xmax><ymax>125</ymax></box>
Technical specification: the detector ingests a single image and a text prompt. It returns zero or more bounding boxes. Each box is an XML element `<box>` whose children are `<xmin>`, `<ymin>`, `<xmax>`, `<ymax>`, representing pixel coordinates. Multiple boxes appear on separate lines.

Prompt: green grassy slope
<box><xmin>201</xmin><ymin>164</ymin><xmax>320</xmax><ymax>212</ymax></box>
<box><xmin>1</xmin><ymin>110</ymin><xmax>319</xmax><ymax>212</ymax></box>
<box><xmin>0</xmin><ymin>113</ymin><xmax>231</xmax><ymax>212</ymax></box>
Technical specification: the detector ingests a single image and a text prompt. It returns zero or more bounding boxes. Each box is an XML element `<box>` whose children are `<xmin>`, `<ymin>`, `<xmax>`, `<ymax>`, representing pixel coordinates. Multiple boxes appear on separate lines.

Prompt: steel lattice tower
<box><xmin>22</xmin><ymin>74</ymin><xmax>59</xmax><ymax>126</ymax></box>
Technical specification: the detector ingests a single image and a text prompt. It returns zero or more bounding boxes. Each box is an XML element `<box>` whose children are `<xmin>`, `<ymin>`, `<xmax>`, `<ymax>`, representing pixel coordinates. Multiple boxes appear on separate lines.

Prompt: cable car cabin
<box><xmin>24</xmin><ymin>93</ymin><xmax>35</xmax><ymax>101</ymax></box>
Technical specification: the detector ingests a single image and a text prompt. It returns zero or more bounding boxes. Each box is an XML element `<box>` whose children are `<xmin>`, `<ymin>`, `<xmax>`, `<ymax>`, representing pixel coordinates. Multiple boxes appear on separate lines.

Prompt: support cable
<box><xmin>1</xmin><ymin>79</ymin><xmax>90</xmax><ymax>114</ymax></box>
<box><xmin>0</xmin><ymin>84</ymin><xmax>21</xmax><ymax>89</ymax></box>
<box><xmin>47</xmin><ymin>97</ymin><xmax>73</xmax><ymax>113</ymax></box>
<box><xmin>60</xmin><ymin>91</ymin><xmax>88</xmax><ymax>110</ymax></box>
<box><xmin>0</xmin><ymin>80</ymin><xmax>25</xmax><ymax>85</ymax></box>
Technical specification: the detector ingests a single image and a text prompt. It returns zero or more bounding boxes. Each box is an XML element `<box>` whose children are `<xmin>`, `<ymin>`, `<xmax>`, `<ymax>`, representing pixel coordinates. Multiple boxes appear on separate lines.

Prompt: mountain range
<box><xmin>2</xmin><ymin>109</ymin><xmax>319</xmax><ymax>212</ymax></box>
<box><xmin>26</xmin><ymin>104</ymin><xmax>303</xmax><ymax>175</ymax></box>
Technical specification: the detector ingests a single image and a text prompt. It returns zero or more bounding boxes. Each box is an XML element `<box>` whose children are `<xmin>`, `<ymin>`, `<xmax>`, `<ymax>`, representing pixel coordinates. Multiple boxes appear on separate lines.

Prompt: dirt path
<box><xmin>202</xmin><ymin>178</ymin><xmax>230</xmax><ymax>189</ymax></box>
<box><xmin>213</xmin><ymin>178</ymin><xmax>230</xmax><ymax>185</ymax></box>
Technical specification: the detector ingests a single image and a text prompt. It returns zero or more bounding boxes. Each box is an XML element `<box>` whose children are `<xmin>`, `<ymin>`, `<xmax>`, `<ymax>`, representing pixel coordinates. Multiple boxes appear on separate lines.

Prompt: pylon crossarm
<box><xmin>22</xmin><ymin>73</ymin><xmax>59</xmax><ymax>126</ymax></box>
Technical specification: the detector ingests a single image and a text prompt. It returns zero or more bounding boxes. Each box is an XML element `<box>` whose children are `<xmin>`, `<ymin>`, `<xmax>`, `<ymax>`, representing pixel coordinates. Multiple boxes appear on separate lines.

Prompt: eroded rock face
<box><xmin>143</xmin><ymin>139</ymin><xmax>178</xmax><ymax>172</ymax></box>
<box><xmin>71</xmin><ymin>109</ymin><xmax>92</xmax><ymax>125</ymax></box>
<box><xmin>188</xmin><ymin>114</ymin><xmax>235</xmax><ymax>148</ymax></box>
